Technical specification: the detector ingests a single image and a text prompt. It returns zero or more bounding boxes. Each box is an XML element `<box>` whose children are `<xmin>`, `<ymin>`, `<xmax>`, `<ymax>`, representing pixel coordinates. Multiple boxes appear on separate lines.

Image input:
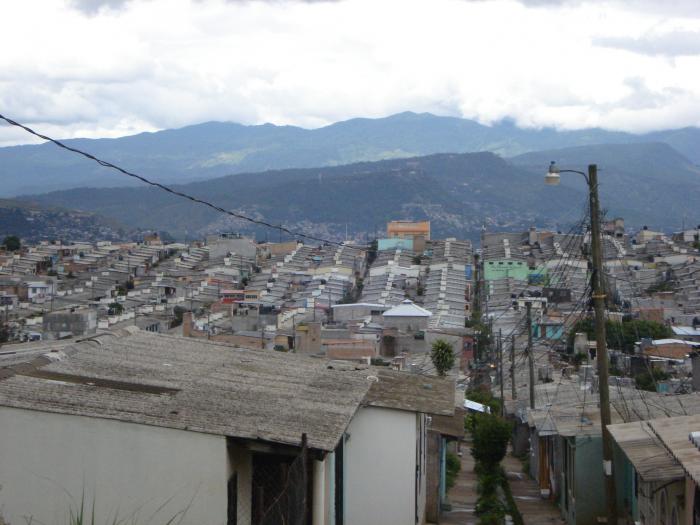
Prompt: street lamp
<box><xmin>545</xmin><ymin>161</ymin><xmax>617</xmax><ymax>524</ymax></box>
<box><xmin>545</xmin><ymin>161</ymin><xmax>561</xmax><ymax>186</ymax></box>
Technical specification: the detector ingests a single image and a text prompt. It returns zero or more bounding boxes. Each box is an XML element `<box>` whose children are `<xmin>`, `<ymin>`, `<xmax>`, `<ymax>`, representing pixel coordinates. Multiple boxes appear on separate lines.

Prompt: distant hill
<box><xmin>1</xmin><ymin>112</ymin><xmax>699</xmax><ymax>196</ymax></box>
<box><xmin>22</xmin><ymin>143</ymin><xmax>699</xmax><ymax>242</ymax></box>
<box><xmin>510</xmin><ymin>142</ymin><xmax>700</xmax><ymax>227</ymax></box>
<box><xmin>0</xmin><ymin>199</ymin><xmax>128</xmax><ymax>244</ymax></box>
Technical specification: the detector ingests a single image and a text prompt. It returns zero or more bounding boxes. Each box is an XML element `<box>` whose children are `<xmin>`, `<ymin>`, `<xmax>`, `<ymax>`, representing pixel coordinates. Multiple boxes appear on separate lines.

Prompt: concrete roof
<box><xmin>382</xmin><ymin>299</ymin><xmax>433</xmax><ymax>318</ymax></box>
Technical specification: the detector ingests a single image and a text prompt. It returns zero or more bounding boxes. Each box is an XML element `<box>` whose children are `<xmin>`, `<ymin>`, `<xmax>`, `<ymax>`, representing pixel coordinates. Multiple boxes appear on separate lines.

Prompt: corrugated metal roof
<box><xmin>382</xmin><ymin>299</ymin><xmax>433</xmax><ymax>318</ymax></box>
<box><xmin>672</xmin><ymin>326</ymin><xmax>700</xmax><ymax>337</ymax></box>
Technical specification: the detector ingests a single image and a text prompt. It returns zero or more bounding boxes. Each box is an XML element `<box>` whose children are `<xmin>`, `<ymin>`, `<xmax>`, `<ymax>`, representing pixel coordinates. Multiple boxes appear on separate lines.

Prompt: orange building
<box><xmin>386</xmin><ymin>220</ymin><xmax>431</xmax><ymax>240</ymax></box>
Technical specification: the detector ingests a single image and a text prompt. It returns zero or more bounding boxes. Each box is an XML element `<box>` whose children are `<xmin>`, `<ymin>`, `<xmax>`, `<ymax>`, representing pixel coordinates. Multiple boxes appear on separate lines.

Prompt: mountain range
<box><xmin>20</xmin><ymin>142</ymin><xmax>700</xmax><ymax>242</ymax></box>
<box><xmin>2</xmin><ymin>112</ymin><xmax>699</xmax><ymax>196</ymax></box>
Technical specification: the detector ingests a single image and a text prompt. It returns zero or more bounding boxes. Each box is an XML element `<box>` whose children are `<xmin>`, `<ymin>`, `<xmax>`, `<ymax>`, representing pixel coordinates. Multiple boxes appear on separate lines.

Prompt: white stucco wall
<box><xmin>344</xmin><ymin>406</ymin><xmax>421</xmax><ymax>525</ymax></box>
<box><xmin>0</xmin><ymin>406</ymin><xmax>228</xmax><ymax>525</ymax></box>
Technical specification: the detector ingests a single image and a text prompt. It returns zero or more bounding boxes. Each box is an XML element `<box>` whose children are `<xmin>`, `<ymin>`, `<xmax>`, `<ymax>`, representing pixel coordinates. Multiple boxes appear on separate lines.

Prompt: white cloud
<box><xmin>594</xmin><ymin>29</ymin><xmax>700</xmax><ymax>57</ymax></box>
<box><xmin>1</xmin><ymin>0</ymin><xmax>699</xmax><ymax>146</ymax></box>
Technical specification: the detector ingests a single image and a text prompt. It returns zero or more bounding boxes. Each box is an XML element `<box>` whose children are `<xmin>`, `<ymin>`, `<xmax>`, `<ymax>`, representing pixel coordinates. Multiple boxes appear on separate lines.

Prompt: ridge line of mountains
<box><xmin>1</xmin><ymin>112</ymin><xmax>699</xmax><ymax>242</ymax></box>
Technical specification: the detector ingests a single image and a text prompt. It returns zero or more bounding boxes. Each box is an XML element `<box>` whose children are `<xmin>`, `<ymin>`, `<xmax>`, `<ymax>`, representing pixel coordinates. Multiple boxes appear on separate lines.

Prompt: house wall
<box><xmin>42</xmin><ymin>310</ymin><xmax>97</xmax><ymax>340</ymax></box>
<box><xmin>0</xmin><ymin>406</ymin><xmax>228</xmax><ymax>525</ymax></box>
<box><xmin>208</xmin><ymin>237</ymin><xmax>257</xmax><ymax>259</ymax></box>
<box><xmin>425</xmin><ymin>432</ymin><xmax>442</xmax><ymax>523</ymax></box>
<box><xmin>484</xmin><ymin>259</ymin><xmax>529</xmax><ymax>281</ymax></box>
<box><xmin>383</xmin><ymin>316</ymin><xmax>429</xmax><ymax>332</ymax></box>
<box><xmin>637</xmin><ymin>478</ymin><xmax>685</xmax><ymax>525</ymax></box>
<box><xmin>570</xmin><ymin>435</ymin><xmax>606</xmax><ymax>525</ymax></box>
<box><xmin>332</xmin><ymin>305</ymin><xmax>386</xmax><ymax>323</ymax></box>
<box><xmin>344</xmin><ymin>406</ymin><xmax>422</xmax><ymax>525</ymax></box>
<box><xmin>378</xmin><ymin>238</ymin><xmax>414</xmax><ymax>251</ymax></box>
<box><xmin>612</xmin><ymin>442</ymin><xmax>637</xmax><ymax>520</ymax></box>
<box><xmin>684</xmin><ymin>475</ymin><xmax>695</xmax><ymax>525</ymax></box>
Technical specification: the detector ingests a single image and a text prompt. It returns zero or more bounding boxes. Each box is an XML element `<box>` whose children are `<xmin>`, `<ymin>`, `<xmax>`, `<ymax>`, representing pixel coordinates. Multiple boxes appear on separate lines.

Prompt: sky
<box><xmin>1</xmin><ymin>0</ymin><xmax>699</xmax><ymax>146</ymax></box>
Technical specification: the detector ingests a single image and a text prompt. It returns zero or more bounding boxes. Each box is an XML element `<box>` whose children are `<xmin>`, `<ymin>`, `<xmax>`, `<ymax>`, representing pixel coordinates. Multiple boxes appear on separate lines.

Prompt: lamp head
<box><xmin>545</xmin><ymin>161</ymin><xmax>561</xmax><ymax>186</ymax></box>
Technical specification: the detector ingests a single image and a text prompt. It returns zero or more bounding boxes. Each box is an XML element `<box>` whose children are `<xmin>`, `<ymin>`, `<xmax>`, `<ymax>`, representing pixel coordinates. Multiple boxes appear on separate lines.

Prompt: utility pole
<box><xmin>472</xmin><ymin>253</ymin><xmax>481</xmax><ymax>362</ymax></box>
<box><xmin>510</xmin><ymin>333</ymin><xmax>516</xmax><ymax>400</ymax></box>
<box><xmin>546</xmin><ymin>161</ymin><xmax>617</xmax><ymax>522</ymax></box>
<box><xmin>489</xmin><ymin>316</ymin><xmax>494</xmax><ymax>362</ymax></box>
<box><xmin>498</xmin><ymin>328</ymin><xmax>504</xmax><ymax>416</ymax></box>
<box><xmin>526</xmin><ymin>301</ymin><xmax>535</xmax><ymax>410</ymax></box>
<box><xmin>588</xmin><ymin>164</ymin><xmax>617</xmax><ymax>523</ymax></box>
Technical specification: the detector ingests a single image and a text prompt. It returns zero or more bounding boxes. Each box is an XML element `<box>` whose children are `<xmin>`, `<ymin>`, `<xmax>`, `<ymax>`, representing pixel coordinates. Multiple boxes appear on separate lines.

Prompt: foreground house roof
<box><xmin>649</xmin><ymin>414</ymin><xmax>700</xmax><ymax>486</ymax></box>
<box><xmin>0</xmin><ymin>328</ymin><xmax>371</xmax><ymax>452</ymax></box>
<box><xmin>0</xmin><ymin>329</ymin><xmax>455</xmax><ymax>452</ymax></box>
<box><xmin>607</xmin><ymin>420</ymin><xmax>683</xmax><ymax>482</ymax></box>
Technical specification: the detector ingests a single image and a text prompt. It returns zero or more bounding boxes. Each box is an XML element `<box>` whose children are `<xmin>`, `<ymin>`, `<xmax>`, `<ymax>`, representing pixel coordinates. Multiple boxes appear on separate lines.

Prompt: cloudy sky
<box><xmin>1</xmin><ymin>0</ymin><xmax>699</xmax><ymax>145</ymax></box>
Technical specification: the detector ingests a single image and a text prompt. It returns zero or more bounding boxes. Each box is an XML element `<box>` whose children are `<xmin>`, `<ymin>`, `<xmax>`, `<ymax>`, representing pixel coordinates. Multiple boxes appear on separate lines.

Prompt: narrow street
<box><xmin>440</xmin><ymin>438</ymin><xmax>478</xmax><ymax>525</ymax></box>
<box><xmin>439</xmin><ymin>439</ymin><xmax>564</xmax><ymax>525</ymax></box>
<box><xmin>501</xmin><ymin>453</ymin><xmax>565</xmax><ymax>525</ymax></box>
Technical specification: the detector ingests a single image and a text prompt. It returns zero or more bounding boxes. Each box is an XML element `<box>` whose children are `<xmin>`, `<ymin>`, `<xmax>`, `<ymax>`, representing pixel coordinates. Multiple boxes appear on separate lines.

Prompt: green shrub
<box><xmin>465</xmin><ymin>387</ymin><xmax>502</xmax><ymax>415</ymax></box>
<box><xmin>472</xmin><ymin>415</ymin><xmax>511</xmax><ymax>468</ymax></box>
<box><xmin>635</xmin><ymin>367</ymin><xmax>670</xmax><ymax>392</ymax></box>
<box><xmin>445</xmin><ymin>452</ymin><xmax>461</xmax><ymax>491</ymax></box>
<box><xmin>431</xmin><ymin>339</ymin><xmax>455</xmax><ymax>376</ymax></box>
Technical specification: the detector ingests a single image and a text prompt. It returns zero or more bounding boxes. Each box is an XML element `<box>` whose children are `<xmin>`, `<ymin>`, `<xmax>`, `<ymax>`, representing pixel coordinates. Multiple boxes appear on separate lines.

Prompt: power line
<box><xmin>0</xmin><ymin>114</ymin><xmax>366</xmax><ymax>252</ymax></box>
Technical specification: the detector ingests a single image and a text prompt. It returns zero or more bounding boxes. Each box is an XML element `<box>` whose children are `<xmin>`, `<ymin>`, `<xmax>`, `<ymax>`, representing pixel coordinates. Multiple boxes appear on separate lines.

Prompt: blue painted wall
<box><xmin>377</xmin><ymin>238</ymin><xmax>414</xmax><ymax>251</ymax></box>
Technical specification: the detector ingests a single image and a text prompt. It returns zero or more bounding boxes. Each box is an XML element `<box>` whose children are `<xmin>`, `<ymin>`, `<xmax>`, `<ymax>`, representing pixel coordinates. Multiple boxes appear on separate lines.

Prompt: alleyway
<box><xmin>439</xmin><ymin>439</ymin><xmax>564</xmax><ymax>525</ymax></box>
<box><xmin>440</xmin><ymin>438</ymin><xmax>478</xmax><ymax>525</ymax></box>
<box><xmin>501</xmin><ymin>453</ymin><xmax>565</xmax><ymax>525</ymax></box>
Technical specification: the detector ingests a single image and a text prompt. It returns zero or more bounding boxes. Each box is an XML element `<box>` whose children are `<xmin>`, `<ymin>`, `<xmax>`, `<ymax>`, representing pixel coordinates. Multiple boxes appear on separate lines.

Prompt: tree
<box><xmin>568</xmin><ymin>318</ymin><xmax>672</xmax><ymax>354</ymax></box>
<box><xmin>471</xmin><ymin>414</ymin><xmax>512</xmax><ymax>468</ymax></box>
<box><xmin>0</xmin><ymin>323</ymin><xmax>9</xmax><ymax>345</ymax></box>
<box><xmin>431</xmin><ymin>339</ymin><xmax>455</xmax><ymax>376</ymax></box>
<box><xmin>2</xmin><ymin>235</ymin><xmax>20</xmax><ymax>252</ymax></box>
<box><xmin>171</xmin><ymin>306</ymin><xmax>186</xmax><ymax>328</ymax></box>
<box><xmin>108</xmin><ymin>302</ymin><xmax>124</xmax><ymax>315</ymax></box>
<box><xmin>635</xmin><ymin>367</ymin><xmax>670</xmax><ymax>392</ymax></box>
<box><xmin>367</xmin><ymin>240</ymin><xmax>378</xmax><ymax>266</ymax></box>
